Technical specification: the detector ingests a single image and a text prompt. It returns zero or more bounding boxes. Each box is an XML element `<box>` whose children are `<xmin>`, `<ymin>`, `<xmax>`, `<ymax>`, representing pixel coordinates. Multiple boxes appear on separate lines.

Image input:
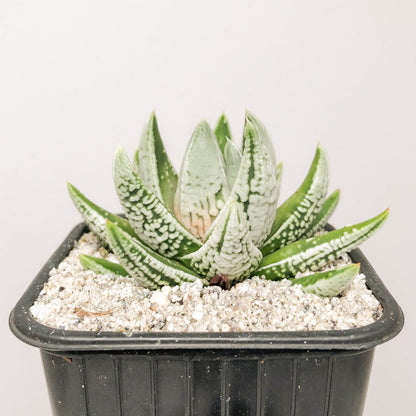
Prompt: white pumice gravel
<box><xmin>30</xmin><ymin>232</ymin><xmax>382</xmax><ymax>334</ymax></box>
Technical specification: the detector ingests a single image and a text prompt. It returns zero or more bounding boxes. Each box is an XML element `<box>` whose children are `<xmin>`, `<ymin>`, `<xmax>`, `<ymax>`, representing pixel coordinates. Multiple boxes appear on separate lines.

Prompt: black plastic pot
<box><xmin>10</xmin><ymin>222</ymin><xmax>404</xmax><ymax>416</ymax></box>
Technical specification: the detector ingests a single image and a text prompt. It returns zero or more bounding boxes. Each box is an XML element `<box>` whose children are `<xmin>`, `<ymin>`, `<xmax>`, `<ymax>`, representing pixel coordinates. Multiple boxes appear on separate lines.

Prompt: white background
<box><xmin>1</xmin><ymin>1</ymin><xmax>415</xmax><ymax>414</ymax></box>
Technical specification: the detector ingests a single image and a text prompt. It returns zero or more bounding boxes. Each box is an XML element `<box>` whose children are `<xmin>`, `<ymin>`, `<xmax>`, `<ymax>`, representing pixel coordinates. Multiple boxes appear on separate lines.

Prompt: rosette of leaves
<box><xmin>68</xmin><ymin>111</ymin><xmax>388</xmax><ymax>297</ymax></box>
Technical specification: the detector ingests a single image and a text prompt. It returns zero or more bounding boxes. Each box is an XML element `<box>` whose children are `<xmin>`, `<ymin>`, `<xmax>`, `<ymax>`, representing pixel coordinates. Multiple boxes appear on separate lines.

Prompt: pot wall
<box><xmin>42</xmin><ymin>348</ymin><xmax>374</xmax><ymax>416</ymax></box>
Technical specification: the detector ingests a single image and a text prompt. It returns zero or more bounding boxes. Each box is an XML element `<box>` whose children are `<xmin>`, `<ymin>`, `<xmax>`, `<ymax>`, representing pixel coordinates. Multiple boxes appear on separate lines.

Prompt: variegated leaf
<box><xmin>261</xmin><ymin>145</ymin><xmax>329</xmax><ymax>255</ymax></box>
<box><xmin>113</xmin><ymin>146</ymin><xmax>202</xmax><ymax>257</ymax></box>
<box><xmin>223</xmin><ymin>138</ymin><xmax>242</xmax><ymax>188</ymax></box>
<box><xmin>106</xmin><ymin>221</ymin><xmax>201</xmax><ymax>289</ymax></box>
<box><xmin>255</xmin><ymin>209</ymin><xmax>388</xmax><ymax>279</ymax></box>
<box><xmin>180</xmin><ymin>198</ymin><xmax>262</xmax><ymax>283</ymax></box>
<box><xmin>230</xmin><ymin>119</ymin><xmax>279</xmax><ymax>247</ymax></box>
<box><xmin>67</xmin><ymin>182</ymin><xmax>137</xmax><ymax>245</ymax></box>
<box><xmin>244</xmin><ymin>110</ymin><xmax>277</xmax><ymax>165</ymax></box>
<box><xmin>290</xmin><ymin>263</ymin><xmax>359</xmax><ymax>297</ymax></box>
<box><xmin>174</xmin><ymin>120</ymin><xmax>230</xmax><ymax>240</ymax></box>
<box><xmin>214</xmin><ymin>113</ymin><xmax>232</xmax><ymax>154</ymax></box>
<box><xmin>79</xmin><ymin>254</ymin><xmax>128</xmax><ymax>277</ymax></box>
<box><xmin>138</xmin><ymin>112</ymin><xmax>178</xmax><ymax>212</ymax></box>
<box><xmin>303</xmin><ymin>189</ymin><xmax>340</xmax><ymax>238</ymax></box>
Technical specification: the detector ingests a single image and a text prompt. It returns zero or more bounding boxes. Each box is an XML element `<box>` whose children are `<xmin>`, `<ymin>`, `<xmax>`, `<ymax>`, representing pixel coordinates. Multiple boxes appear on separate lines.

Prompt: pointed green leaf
<box><xmin>255</xmin><ymin>209</ymin><xmax>388</xmax><ymax>279</ymax></box>
<box><xmin>261</xmin><ymin>145</ymin><xmax>329</xmax><ymax>255</ymax></box>
<box><xmin>223</xmin><ymin>138</ymin><xmax>242</xmax><ymax>188</ymax></box>
<box><xmin>174</xmin><ymin>120</ymin><xmax>230</xmax><ymax>240</ymax></box>
<box><xmin>214</xmin><ymin>113</ymin><xmax>232</xmax><ymax>154</ymax></box>
<box><xmin>138</xmin><ymin>112</ymin><xmax>178</xmax><ymax>212</ymax></box>
<box><xmin>303</xmin><ymin>189</ymin><xmax>340</xmax><ymax>238</ymax></box>
<box><xmin>290</xmin><ymin>263</ymin><xmax>360</xmax><ymax>297</ymax></box>
<box><xmin>106</xmin><ymin>221</ymin><xmax>201</xmax><ymax>289</ymax></box>
<box><xmin>230</xmin><ymin>119</ymin><xmax>279</xmax><ymax>246</ymax></box>
<box><xmin>113</xmin><ymin>146</ymin><xmax>202</xmax><ymax>257</ymax></box>
<box><xmin>244</xmin><ymin>110</ymin><xmax>277</xmax><ymax>165</ymax></box>
<box><xmin>180</xmin><ymin>199</ymin><xmax>262</xmax><ymax>283</ymax></box>
<box><xmin>67</xmin><ymin>182</ymin><xmax>137</xmax><ymax>245</ymax></box>
<box><xmin>79</xmin><ymin>254</ymin><xmax>128</xmax><ymax>277</ymax></box>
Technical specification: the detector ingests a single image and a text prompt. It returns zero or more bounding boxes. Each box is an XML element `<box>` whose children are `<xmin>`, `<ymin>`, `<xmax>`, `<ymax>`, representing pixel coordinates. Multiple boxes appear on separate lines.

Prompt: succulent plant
<box><xmin>68</xmin><ymin>111</ymin><xmax>388</xmax><ymax>297</ymax></box>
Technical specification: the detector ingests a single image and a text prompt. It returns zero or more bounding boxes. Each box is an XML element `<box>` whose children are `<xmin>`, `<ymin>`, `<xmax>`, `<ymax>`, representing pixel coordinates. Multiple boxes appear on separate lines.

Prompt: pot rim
<box><xmin>9</xmin><ymin>222</ymin><xmax>404</xmax><ymax>351</ymax></box>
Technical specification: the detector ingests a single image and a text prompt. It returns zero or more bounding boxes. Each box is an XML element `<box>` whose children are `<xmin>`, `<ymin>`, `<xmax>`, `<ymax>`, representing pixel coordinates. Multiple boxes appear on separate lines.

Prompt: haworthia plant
<box><xmin>69</xmin><ymin>111</ymin><xmax>389</xmax><ymax>297</ymax></box>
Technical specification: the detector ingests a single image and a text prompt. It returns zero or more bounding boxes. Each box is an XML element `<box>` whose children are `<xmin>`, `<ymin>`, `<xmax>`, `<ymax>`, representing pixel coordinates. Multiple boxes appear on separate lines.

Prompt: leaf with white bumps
<box><xmin>256</xmin><ymin>209</ymin><xmax>388</xmax><ymax>279</ymax></box>
<box><xmin>106</xmin><ymin>221</ymin><xmax>201</xmax><ymax>289</ymax></box>
<box><xmin>180</xmin><ymin>198</ymin><xmax>262</xmax><ymax>282</ymax></box>
<box><xmin>67</xmin><ymin>182</ymin><xmax>137</xmax><ymax>246</ymax></box>
<box><xmin>113</xmin><ymin>146</ymin><xmax>201</xmax><ymax>258</ymax></box>
<box><xmin>174</xmin><ymin>120</ymin><xmax>230</xmax><ymax>240</ymax></box>
<box><xmin>138</xmin><ymin>112</ymin><xmax>178</xmax><ymax>211</ymax></box>
<box><xmin>261</xmin><ymin>145</ymin><xmax>329</xmax><ymax>255</ymax></box>
<box><xmin>290</xmin><ymin>263</ymin><xmax>359</xmax><ymax>297</ymax></box>
<box><xmin>303</xmin><ymin>189</ymin><xmax>340</xmax><ymax>238</ymax></box>
<box><xmin>230</xmin><ymin>119</ymin><xmax>279</xmax><ymax>247</ymax></box>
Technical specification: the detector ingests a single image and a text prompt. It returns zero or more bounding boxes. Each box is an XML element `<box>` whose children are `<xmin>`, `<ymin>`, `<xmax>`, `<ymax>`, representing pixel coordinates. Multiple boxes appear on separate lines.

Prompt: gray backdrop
<box><xmin>1</xmin><ymin>1</ymin><xmax>414</xmax><ymax>414</ymax></box>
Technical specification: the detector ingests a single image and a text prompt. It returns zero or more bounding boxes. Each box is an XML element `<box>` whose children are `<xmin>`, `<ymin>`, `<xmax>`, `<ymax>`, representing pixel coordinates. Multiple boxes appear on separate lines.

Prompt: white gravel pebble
<box><xmin>30</xmin><ymin>232</ymin><xmax>382</xmax><ymax>334</ymax></box>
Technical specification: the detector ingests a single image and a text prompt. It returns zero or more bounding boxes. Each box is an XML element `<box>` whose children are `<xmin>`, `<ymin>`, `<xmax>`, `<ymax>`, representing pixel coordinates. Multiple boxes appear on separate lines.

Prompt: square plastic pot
<box><xmin>10</xmin><ymin>222</ymin><xmax>404</xmax><ymax>416</ymax></box>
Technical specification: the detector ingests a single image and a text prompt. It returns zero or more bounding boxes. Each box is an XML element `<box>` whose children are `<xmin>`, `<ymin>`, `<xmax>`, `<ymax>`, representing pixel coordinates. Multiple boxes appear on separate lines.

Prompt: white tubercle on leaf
<box><xmin>290</xmin><ymin>264</ymin><xmax>360</xmax><ymax>297</ymax></box>
<box><xmin>138</xmin><ymin>112</ymin><xmax>178</xmax><ymax>212</ymax></box>
<box><xmin>180</xmin><ymin>198</ymin><xmax>262</xmax><ymax>282</ymax></box>
<box><xmin>230</xmin><ymin>119</ymin><xmax>279</xmax><ymax>247</ymax></box>
<box><xmin>174</xmin><ymin>120</ymin><xmax>230</xmax><ymax>240</ymax></box>
<box><xmin>106</xmin><ymin>221</ymin><xmax>200</xmax><ymax>289</ymax></box>
<box><xmin>261</xmin><ymin>145</ymin><xmax>329</xmax><ymax>254</ymax></box>
<box><xmin>113</xmin><ymin>146</ymin><xmax>201</xmax><ymax>258</ymax></box>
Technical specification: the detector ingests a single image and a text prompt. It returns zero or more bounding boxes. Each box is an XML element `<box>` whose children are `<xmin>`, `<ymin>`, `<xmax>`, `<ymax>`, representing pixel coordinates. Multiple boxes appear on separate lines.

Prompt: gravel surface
<box><xmin>30</xmin><ymin>232</ymin><xmax>382</xmax><ymax>334</ymax></box>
